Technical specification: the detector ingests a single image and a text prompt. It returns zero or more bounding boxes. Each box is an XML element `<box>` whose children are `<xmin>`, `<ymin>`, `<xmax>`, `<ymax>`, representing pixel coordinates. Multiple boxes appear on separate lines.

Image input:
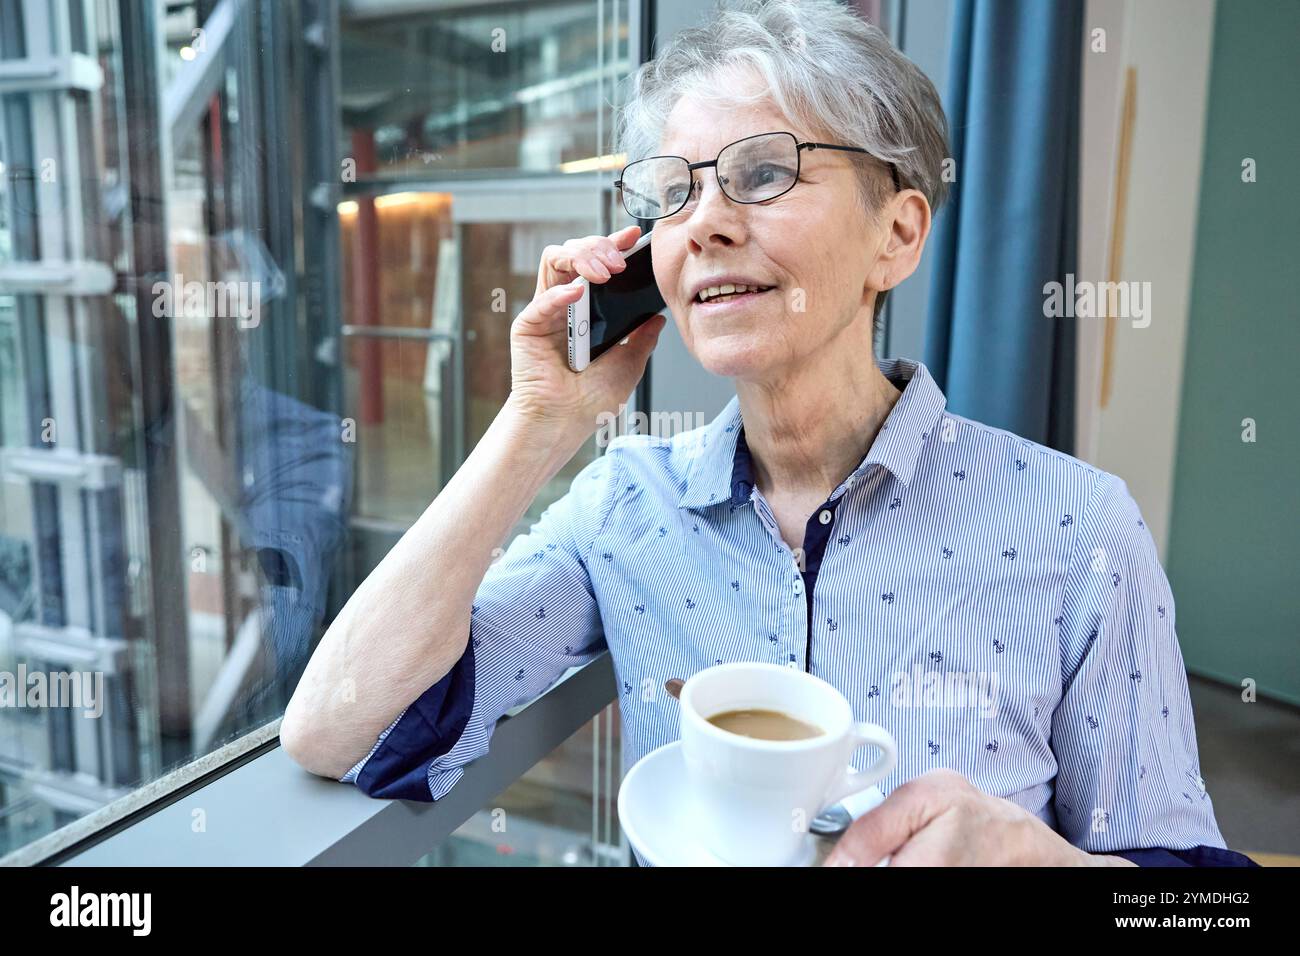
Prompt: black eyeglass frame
<box><xmin>613</xmin><ymin>130</ymin><xmax>901</xmax><ymax>221</ymax></box>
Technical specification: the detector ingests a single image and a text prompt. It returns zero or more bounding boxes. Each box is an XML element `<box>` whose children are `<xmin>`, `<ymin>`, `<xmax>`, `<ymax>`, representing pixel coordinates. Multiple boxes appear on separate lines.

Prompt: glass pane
<box><xmin>340</xmin><ymin>0</ymin><xmax>629</xmax><ymax>178</ymax></box>
<box><xmin>338</xmin><ymin>201</ymin><xmax>608</xmax><ymax>527</ymax></box>
<box><xmin>0</xmin><ymin>0</ymin><xmax>632</xmax><ymax>864</ymax></box>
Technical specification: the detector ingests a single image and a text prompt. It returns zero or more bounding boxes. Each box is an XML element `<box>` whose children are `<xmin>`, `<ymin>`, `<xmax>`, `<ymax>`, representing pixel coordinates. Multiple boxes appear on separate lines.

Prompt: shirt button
<box><xmin>818</xmin><ymin>509</ymin><xmax>832</xmax><ymax>525</ymax></box>
<box><xmin>786</xmin><ymin>659</ymin><xmax>799</xmax><ymax>670</ymax></box>
<box><xmin>793</xmin><ymin>580</ymin><xmax>803</xmax><ymax>595</ymax></box>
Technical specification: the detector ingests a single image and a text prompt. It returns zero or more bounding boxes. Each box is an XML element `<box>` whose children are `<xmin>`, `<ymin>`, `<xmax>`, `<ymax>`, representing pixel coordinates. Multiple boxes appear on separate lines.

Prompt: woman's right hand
<box><xmin>505</xmin><ymin>224</ymin><xmax>668</xmax><ymax>445</ymax></box>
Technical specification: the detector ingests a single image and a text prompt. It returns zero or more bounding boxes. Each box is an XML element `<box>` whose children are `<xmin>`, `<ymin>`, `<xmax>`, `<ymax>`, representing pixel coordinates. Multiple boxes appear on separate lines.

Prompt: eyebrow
<box><xmin>657</xmin><ymin>129</ymin><xmax>813</xmax><ymax>159</ymax></box>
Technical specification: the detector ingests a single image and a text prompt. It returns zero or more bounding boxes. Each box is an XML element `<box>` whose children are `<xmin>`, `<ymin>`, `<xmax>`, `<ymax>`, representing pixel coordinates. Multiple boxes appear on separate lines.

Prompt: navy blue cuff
<box><xmin>354</xmin><ymin>635</ymin><xmax>476</xmax><ymax>801</ymax></box>
<box><xmin>1110</xmin><ymin>845</ymin><xmax>1260</xmax><ymax>867</ymax></box>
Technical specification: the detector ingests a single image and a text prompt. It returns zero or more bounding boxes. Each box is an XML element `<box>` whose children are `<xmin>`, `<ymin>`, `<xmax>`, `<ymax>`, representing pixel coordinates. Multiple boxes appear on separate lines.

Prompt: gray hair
<box><xmin>615</xmin><ymin>0</ymin><xmax>951</xmax><ymax>321</ymax></box>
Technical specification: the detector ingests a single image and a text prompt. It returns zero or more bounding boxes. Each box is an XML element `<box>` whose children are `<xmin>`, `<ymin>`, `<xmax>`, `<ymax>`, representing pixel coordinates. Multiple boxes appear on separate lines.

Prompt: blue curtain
<box><xmin>924</xmin><ymin>0</ymin><xmax>1082</xmax><ymax>453</ymax></box>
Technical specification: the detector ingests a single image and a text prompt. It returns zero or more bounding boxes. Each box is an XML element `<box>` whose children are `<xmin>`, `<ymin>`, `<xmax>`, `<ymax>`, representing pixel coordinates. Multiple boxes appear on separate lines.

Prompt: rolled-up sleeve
<box><xmin>338</xmin><ymin>446</ymin><xmax>623</xmax><ymax>800</ymax></box>
<box><xmin>1050</xmin><ymin>472</ymin><xmax>1246</xmax><ymax>861</ymax></box>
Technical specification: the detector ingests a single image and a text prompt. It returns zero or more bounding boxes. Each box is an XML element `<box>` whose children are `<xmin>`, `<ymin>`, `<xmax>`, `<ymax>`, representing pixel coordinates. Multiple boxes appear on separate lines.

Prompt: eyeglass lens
<box><xmin>619</xmin><ymin>132</ymin><xmax>800</xmax><ymax>220</ymax></box>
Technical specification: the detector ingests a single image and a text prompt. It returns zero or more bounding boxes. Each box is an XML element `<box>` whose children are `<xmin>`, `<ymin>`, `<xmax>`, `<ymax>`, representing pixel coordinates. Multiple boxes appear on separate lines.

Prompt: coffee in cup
<box><xmin>706</xmin><ymin>707</ymin><xmax>824</xmax><ymax>741</ymax></box>
<box><xmin>679</xmin><ymin>662</ymin><xmax>897</xmax><ymax>866</ymax></box>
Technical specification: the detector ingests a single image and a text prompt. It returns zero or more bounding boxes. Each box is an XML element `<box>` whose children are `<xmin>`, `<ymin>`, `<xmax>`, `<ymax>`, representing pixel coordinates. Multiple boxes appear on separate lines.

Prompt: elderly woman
<box><xmin>283</xmin><ymin>0</ymin><xmax>1246</xmax><ymax>867</ymax></box>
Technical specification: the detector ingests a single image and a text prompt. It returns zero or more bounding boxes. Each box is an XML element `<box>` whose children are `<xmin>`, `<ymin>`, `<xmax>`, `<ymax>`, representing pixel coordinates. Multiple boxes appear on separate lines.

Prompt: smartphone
<box><xmin>567</xmin><ymin>231</ymin><xmax>666</xmax><ymax>372</ymax></box>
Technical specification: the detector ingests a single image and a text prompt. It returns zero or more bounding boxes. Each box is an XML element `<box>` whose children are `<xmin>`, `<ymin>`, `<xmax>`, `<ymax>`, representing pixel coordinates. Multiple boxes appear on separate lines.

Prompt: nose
<box><xmin>685</xmin><ymin>171</ymin><xmax>744</xmax><ymax>249</ymax></box>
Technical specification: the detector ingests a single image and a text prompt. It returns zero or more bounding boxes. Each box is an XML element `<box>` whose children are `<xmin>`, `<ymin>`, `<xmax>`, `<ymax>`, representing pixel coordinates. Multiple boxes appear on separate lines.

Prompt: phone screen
<box><xmin>586</xmin><ymin>241</ymin><xmax>666</xmax><ymax>362</ymax></box>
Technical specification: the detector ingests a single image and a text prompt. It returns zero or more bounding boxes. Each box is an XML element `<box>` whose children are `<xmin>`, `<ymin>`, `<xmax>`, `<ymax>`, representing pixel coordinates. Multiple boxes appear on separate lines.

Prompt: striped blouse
<box><xmin>339</xmin><ymin>357</ymin><xmax>1254</xmax><ymax>867</ymax></box>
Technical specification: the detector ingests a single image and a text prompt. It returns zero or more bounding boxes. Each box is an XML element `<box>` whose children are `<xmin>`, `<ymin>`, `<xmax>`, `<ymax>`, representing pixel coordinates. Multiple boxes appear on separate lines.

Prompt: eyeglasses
<box><xmin>613</xmin><ymin>130</ymin><xmax>900</xmax><ymax>222</ymax></box>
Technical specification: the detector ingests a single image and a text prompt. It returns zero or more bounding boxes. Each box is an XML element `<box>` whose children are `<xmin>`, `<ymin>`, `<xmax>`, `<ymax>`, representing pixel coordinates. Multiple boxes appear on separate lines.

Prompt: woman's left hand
<box><xmin>821</xmin><ymin>768</ymin><xmax>1135</xmax><ymax>866</ymax></box>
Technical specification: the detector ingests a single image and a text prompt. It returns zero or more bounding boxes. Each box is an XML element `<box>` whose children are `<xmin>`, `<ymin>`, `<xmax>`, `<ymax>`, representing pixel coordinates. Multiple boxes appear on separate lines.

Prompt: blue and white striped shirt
<box><xmin>340</xmin><ymin>357</ymin><xmax>1249</xmax><ymax>866</ymax></box>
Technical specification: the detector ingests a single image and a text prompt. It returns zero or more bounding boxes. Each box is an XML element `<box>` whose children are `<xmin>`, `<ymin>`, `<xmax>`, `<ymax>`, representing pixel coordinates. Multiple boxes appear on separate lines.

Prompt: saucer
<box><xmin>618</xmin><ymin>740</ymin><xmax>887</xmax><ymax>867</ymax></box>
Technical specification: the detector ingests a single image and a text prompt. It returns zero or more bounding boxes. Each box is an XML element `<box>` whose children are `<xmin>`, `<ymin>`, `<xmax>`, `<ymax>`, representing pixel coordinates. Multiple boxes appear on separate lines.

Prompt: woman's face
<box><xmin>649</xmin><ymin>87</ymin><xmax>893</xmax><ymax>382</ymax></box>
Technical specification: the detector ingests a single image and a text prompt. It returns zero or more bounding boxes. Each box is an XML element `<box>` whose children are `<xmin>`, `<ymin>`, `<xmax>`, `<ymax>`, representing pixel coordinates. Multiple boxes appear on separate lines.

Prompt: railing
<box><xmin>35</xmin><ymin>654</ymin><xmax>616</xmax><ymax>866</ymax></box>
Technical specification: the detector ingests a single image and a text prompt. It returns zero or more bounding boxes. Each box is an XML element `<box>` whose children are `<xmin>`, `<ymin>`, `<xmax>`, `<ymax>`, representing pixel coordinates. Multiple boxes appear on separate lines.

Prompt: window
<box><xmin>0</xmin><ymin>0</ymin><xmax>634</xmax><ymax>866</ymax></box>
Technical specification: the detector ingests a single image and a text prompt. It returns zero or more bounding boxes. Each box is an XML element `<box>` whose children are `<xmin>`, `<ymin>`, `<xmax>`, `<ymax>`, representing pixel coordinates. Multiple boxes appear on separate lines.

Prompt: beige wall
<box><xmin>1076</xmin><ymin>0</ymin><xmax>1217</xmax><ymax>560</ymax></box>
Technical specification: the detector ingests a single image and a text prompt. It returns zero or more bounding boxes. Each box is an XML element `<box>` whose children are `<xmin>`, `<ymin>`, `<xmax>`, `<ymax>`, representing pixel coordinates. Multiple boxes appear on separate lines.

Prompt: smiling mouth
<box><xmin>695</xmin><ymin>283</ymin><xmax>776</xmax><ymax>305</ymax></box>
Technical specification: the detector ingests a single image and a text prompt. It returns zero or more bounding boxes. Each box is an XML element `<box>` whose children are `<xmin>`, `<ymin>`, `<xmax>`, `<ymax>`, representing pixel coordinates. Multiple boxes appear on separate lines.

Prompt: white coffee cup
<box><xmin>679</xmin><ymin>661</ymin><xmax>897</xmax><ymax>866</ymax></box>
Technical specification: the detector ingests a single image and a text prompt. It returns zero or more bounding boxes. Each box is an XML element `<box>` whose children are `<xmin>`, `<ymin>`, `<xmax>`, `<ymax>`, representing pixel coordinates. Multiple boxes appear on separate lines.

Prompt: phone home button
<box><xmin>577</xmin><ymin>320</ymin><xmax>588</xmax><ymax>336</ymax></box>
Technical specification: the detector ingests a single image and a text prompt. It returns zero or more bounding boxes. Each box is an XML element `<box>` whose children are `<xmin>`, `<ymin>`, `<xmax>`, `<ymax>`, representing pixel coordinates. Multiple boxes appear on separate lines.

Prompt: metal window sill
<box><xmin>50</xmin><ymin>653</ymin><xmax>615</xmax><ymax>866</ymax></box>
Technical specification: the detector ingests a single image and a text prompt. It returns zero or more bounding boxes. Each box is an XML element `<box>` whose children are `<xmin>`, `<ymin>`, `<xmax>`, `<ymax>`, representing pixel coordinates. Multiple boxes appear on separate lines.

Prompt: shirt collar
<box><xmin>676</xmin><ymin>357</ymin><xmax>948</xmax><ymax>510</ymax></box>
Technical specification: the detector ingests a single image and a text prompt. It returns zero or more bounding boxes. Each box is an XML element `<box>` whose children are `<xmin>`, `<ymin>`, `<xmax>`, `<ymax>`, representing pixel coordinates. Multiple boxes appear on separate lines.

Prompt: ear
<box><xmin>866</xmin><ymin>189</ymin><xmax>932</xmax><ymax>294</ymax></box>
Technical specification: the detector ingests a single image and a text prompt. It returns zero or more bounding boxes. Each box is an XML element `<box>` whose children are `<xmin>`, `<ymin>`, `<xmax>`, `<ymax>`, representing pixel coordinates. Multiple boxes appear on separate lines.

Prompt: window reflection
<box><xmin>0</xmin><ymin>0</ymin><xmax>631</xmax><ymax>864</ymax></box>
